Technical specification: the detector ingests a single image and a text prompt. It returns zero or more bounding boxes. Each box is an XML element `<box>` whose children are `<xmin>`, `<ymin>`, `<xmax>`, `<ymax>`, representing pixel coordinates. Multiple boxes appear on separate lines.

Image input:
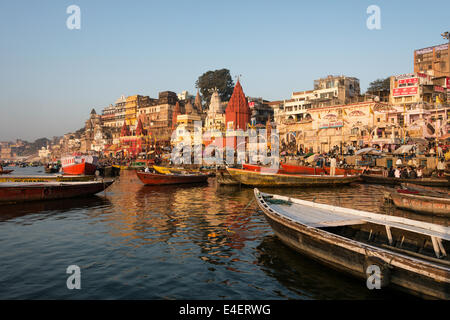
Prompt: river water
<box><xmin>0</xmin><ymin>166</ymin><xmax>435</xmax><ymax>299</ymax></box>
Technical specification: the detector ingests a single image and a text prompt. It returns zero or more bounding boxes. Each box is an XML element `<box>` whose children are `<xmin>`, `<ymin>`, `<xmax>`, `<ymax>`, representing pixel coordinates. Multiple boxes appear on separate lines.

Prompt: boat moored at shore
<box><xmin>254</xmin><ymin>188</ymin><xmax>450</xmax><ymax>299</ymax></box>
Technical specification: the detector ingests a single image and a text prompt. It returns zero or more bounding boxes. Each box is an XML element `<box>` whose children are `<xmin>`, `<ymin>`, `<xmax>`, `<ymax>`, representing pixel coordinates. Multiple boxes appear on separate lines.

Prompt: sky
<box><xmin>0</xmin><ymin>0</ymin><xmax>449</xmax><ymax>141</ymax></box>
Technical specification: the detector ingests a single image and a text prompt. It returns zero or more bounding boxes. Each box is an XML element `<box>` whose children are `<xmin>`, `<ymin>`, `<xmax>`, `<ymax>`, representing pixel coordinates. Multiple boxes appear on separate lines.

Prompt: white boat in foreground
<box><xmin>254</xmin><ymin>188</ymin><xmax>450</xmax><ymax>299</ymax></box>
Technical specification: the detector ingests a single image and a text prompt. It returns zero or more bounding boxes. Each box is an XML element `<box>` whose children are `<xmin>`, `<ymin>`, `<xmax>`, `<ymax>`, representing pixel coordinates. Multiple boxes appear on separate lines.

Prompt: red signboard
<box><xmin>398</xmin><ymin>78</ymin><xmax>418</xmax><ymax>85</ymax></box>
<box><xmin>393</xmin><ymin>87</ymin><xmax>418</xmax><ymax>97</ymax></box>
<box><xmin>434</xmin><ymin>85</ymin><xmax>445</xmax><ymax>93</ymax></box>
<box><xmin>446</xmin><ymin>77</ymin><xmax>450</xmax><ymax>89</ymax></box>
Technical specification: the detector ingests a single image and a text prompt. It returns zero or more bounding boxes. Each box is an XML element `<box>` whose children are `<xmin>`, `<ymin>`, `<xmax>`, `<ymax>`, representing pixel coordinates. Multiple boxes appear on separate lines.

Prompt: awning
<box><xmin>355</xmin><ymin>147</ymin><xmax>382</xmax><ymax>156</ymax></box>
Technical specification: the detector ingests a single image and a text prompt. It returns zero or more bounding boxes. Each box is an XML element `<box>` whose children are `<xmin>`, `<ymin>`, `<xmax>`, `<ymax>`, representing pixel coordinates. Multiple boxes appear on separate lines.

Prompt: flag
<box><xmin>369</xmin><ymin>107</ymin><xmax>374</xmax><ymax>115</ymax></box>
<box><xmin>343</xmin><ymin>109</ymin><xmax>347</xmax><ymax>116</ymax></box>
<box><xmin>318</xmin><ymin>113</ymin><xmax>321</xmax><ymax>119</ymax></box>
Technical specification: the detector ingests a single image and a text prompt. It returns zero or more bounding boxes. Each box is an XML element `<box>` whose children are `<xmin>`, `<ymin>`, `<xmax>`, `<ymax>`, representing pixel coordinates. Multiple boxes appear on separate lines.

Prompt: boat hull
<box><xmin>216</xmin><ymin>169</ymin><xmax>240</xmax><ymax>185</ymax></box>
<box><xmin>0</xmin><ymin>170</ymin><xmax>14</xmax><ymax>175</ymax></box>
<box><xmin>362</xmin><ymin>174</ymin><xmax>450</xmax><ymax>187</ymax></box>
<box><xmin>0</xmin><ymin>175</ymin><xmax>95</xmax><ymax>183</ymax></box>
<box><xmin>254</xmin><ymin>190</ymin><xmax>450</xmax><ymax>299</ymax></box>
<box><xmin>62</xmin><ymin>162</ymin><xmax>97</xmax><ymax>175</ymax></box>
<box><xmin>136</xmin><ymin>171</ymin><xmax>208</xmax><ymax>185</ymax></box>
<box><xmin>0</xmin><ymin>180</ymin><xmax>114</xmax><ymax>204</ymax></box>
<box><xmin>228</xmin><ymin>168</ymin><xmax>359</xmax><ymax>187</ymax></box>
<box><xmin>391</xmin><ymin>191</ymin><xmax>450</xmax><ymax>216</ymax></box>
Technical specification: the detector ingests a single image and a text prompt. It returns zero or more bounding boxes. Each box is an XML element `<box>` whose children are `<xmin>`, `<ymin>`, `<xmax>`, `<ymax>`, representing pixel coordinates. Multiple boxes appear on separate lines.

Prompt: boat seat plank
<box><xmin>270</xmin><ymin>203</ymin><xmax>364</xmax><ymax>228</ymax></box>
<box><xmin>258</xmin><ymin>191</ymin><xmax>450</xmax><ymax>241</ymax></box>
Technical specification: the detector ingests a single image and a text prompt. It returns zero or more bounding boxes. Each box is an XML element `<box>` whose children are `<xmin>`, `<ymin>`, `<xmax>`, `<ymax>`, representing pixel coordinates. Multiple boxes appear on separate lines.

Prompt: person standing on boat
<box><xmin>394</xmin><ymin>167</ymin><xmax>401</xmax><ymax>178</ymax></box>
<box><xmin>329</xmin><ymin>156</ymin><xmax>336</xmax><ymax>176</ymax></box>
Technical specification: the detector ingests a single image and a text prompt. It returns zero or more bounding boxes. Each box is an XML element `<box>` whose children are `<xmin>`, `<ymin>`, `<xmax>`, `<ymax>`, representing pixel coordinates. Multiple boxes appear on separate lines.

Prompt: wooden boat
<box><xmin>61</xmin><ymin>156</ymin><xmax>97</xmax><ymax>175</ymax></box>
<box><xmin>254</xmin><ymin>188</ymin><xmax>450</xmax><ymax>299</ymax></box>
<box><xmin>227</xmin><ymin>168</ymin><xmax>359</xmax><ymax>187</ymax></box>
<box><xmin>0</xmin><ymin>175</ymin><xmax>95</xmax><ymax>183</ymax></box>
<box><xmin>361</xmin><ymin>174</ymin><xmax>450</xmax><ymax>188</ymax></box>
<box><xmin>153</xmin><ymin>165</ymin><xmax>200</xmax><ymax>174</ymax></box>
<box><xmin>0</xmin><ymin>180</ymin><xmax>114</xmax><ymax>204</ymax></box>
<box><xmin>136</xmin><ymin>171</ymin><xmax>208</xmax><ymax>185</ymax></box>
<box><xmin>216</xmin><ymin>168</ymin><xmax>240</xmax><ymax>185</ymax></box>
<box><xmin>400</xmin><ymin>183</ymin><xmax>449</xmax><ymax>197</ymax></box>
<box><xmin>0</xmin><ymin>170</ymin><xmax>14</xmax><ymax>175</ymax></box>
<box><xmin>390</xmin><ymin>190</ymin><xmax>450</xmax><ymax>216</ymax></box>
<box><xmin>281</xmin><ymin>163</ymin><xmax>363</xmax><ymax>176</ymax></box>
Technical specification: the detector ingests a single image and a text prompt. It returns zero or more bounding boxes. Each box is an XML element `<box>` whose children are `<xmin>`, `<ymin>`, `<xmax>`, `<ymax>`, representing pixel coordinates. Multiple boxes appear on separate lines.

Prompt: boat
<box><xmin>400</xmin><ymin>183</ymin><xmax>449</xmax><ymax>196</ymax></box>
<box><xmin>0</xmin><ymin>175</ymin><xmax>95</xmax><ymax>183</ymax></box>
<box><xmin>227</xmin><ymin>168</ymin><xmax>360</xmax><ymax>187</ymax></box>
<box><xmin>153</xmin><ymin>165</ymin><xmax>200</xmax><ymax>174</ymax></box>
<box><xmin>61</xmin><ymin>155</ymin><xmax>97</xmax><ymax>175</ymax></box>
<box><xmin>389</xmin><ymin>189</ymin><xmax>450</xmax><ymax>216</ymax></box>
<box><xmin>0</xmin><ymin>180</ymin><xmax>114</xmax><ymax>204</ymax></box>
<box><xmin>254</xmin><ymin>188</ymin><xmax>450</xmax><ymax>299</ymax></box>
<box><xmin>0</xmin><ymin>170</ymin><xmax>14</xmax><ymax>175</ymax></box>
<box><xmin>216</xmin><ymin>168</ymin><xmax>240</xmax><ymax>185</ymax></box>
<box><xmin>281</xmin><ymin>163</ymin><xmax>363</xmax><ymax>176</ymax></box>
<box><xmin>361</xmin><ymin>174</ymin><xmax>450</xmax><ymax>187</ymax></box>
<box><xmin>136</xmin><ymin>171</ymin><xmax>209</xmax><ymax>185</ymax></box>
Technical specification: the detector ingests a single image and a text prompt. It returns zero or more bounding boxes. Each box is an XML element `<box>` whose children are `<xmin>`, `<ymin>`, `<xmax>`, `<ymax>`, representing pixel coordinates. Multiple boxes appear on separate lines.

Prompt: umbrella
<box><xmin>393</xmin><ymin>145</ymin><xmax>414</xmax><ymax>155</ymax></box>
<box><xmin>306</xmin><ymin>154</ymin><xmax>319</xmax><ymax>163</ymax></box>
<box><xmin>355</xmin><ymin>147</ymin><xmax>382</xmax><ymax>156</ymax></box>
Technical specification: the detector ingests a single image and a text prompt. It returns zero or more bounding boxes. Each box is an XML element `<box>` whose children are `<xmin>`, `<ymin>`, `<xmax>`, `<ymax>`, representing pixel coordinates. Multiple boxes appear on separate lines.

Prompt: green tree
<box><xmin>367</xmin><ymin>77</ymin><xmax>391</xmax><ymax>93</ymax></box>
<box><xmin>195</xmin><ymin>69</ymin><xmax>234</xmax><ymax>105</ymax></box>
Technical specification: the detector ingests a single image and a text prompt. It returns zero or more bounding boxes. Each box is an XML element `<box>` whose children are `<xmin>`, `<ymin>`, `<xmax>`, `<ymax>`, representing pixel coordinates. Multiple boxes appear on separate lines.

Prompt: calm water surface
<box><xmin>0</xmin><ymin>166</ymin><xmax>430</xmax><ymax>299</ymax></box>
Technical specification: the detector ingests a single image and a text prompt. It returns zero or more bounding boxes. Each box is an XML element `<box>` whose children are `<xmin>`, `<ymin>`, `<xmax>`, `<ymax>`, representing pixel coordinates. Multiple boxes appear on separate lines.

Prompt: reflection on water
<box><xmin>0</xmin><ymin>168</ymin><xmax>432</xmax><ymax>299</ymax></box>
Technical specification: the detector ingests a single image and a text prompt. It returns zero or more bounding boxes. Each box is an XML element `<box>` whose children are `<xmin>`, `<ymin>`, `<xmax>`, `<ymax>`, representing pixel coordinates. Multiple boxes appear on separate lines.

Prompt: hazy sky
<box><xmin>0</xmin><ymin>0</ymin><xmax>449</xmax><ymax>141</ymax></box>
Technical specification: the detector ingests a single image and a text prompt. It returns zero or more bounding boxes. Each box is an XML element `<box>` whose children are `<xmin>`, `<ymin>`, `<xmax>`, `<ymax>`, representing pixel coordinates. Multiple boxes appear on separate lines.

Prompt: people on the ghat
<box><xmin>409</xmin><ymin>167</ymin><xmax>417</xmax><ymax>179</ymax></box>
<box><xmin>388</xmin><ymin>167</ymin><xmax>395</xmax><ymax>178</ymax></box>
<box><xmin>400</xmin><ymin>167</ymin><xmax>409</xmax><ymax>179</ymax></box>
<box><xmin>394</xmin><ymin>167</ymin><xmax>401</xmax><ymax>178</ymax></box>
<box><xmin>417</xmin><ymin>167</ymin><xmax>423</xmax><ymax>178</ymax></box>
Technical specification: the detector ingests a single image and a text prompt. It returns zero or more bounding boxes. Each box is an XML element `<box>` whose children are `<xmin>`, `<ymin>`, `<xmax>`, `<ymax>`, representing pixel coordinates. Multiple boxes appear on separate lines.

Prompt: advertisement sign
<box><xmin>392</xmin><ymin>87</ymin><xmax>418</xmax><ymax>97</ymax></box>
<box><xmin>319</xmin><ymin>121</ymin><xmax>343</xmax><ymax>129</ymax></box>
<box><xmin>398</xmin><ymin>78</ymin><xmax>418</xmax><ymax>85</ymax></box>
<box><xmin>446</xmin><ymin>77</ymin><xmax>450</xmax><ymax>89</ymax></box>
<box><xmin>434</xmin><ymin>85</ymin><xmax>445</xmax><ymax>93</ymax></box>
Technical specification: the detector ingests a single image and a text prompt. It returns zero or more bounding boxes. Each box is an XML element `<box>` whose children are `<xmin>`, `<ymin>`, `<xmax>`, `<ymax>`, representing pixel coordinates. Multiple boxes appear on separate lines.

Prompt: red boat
<box><xmin>136</xmin><ymin>171</ymin><xmax>209</xmax><ymax>185</ymax></box>
<box><xmin>242</xmin><ymin>163</ymin><xmax>283</xmax><ymax>173</ymax></box>
<box><xmin>0</xmin><ymin>180</ymin><xmax>114</xmax><ymax>204</ymax></box>
<box><xmin>61</xmin><ymin>155</ymin><xmax>98</xmax><ymax>175</ymax></box>
<box><xmin>281</xmin><ymin>163</ymin><xmax>362</xmax><ymax>176</ymax></box>
<box><xmin>0</xmin><ymin>170</ymin><xmax>14</xmax><ymax>175</ymax></box>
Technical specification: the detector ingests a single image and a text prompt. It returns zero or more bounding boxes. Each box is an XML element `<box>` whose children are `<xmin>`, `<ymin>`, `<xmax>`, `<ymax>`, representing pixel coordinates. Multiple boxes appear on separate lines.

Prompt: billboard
<box><xmin>392</xmin><ymin>87</ymin><xmax>418</xmax><ymax>97</ymax></box>
<box><xmin>398</xmin><ymin>78</ymin><xmax>418</xmax><ymax>85</ymax></box>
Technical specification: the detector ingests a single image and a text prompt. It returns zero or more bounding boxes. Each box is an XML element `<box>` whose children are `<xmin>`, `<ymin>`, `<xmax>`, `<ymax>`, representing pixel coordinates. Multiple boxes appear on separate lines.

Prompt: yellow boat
<box><xmin>0</xmin><ymin>175</ymin><xmax>96</xmax><ymax>183</ymax></box>
<box><xmin>152</xmin><ymin>165</ymin><xmax>199</xmax><ymax>174</ymax></box>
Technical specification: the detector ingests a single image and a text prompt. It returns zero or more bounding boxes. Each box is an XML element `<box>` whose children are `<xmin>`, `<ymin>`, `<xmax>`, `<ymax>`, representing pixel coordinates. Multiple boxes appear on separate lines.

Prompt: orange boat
<box><xmin>242</xmin><ymin>163</ymin><xmax>283</xmax><ymax>173</ymax></box>
<box><xmin>136</xmin><ymin>171</ymin><xmax>209</xmax><ymax>185</ymax></box>
<box><xmin>61</xmin><ymin>155</ymin><xmax>97</xmax><ymax>175</ymax></box>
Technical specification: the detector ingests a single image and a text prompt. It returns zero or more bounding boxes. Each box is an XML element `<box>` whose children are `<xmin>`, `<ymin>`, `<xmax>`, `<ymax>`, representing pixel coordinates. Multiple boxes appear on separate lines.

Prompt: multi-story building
<box><xmin>414</xmin><ymin>43</ymin><xmax>450</xmax><ymax>77</ymax></box>
<box><xmin>125</xmin><ymin>95</ymin><xmax>153</xmax><ymax>128</ymax></box>
<box><xmin>247</xmin><ymin>97</ymin><xmax>274</xmax><ymax>127</ymax></box>
<box><xmin>280</xmin><ymin>75</ymin><xmax>360</xmax><ymax>123</ymax></box>
<box><xmin>114</xmin><ymin>95</ymin><xmax>127</xmax><ymax>128</ymax></box>
<box><xmin>101</xmin><ymin>104</ymin><xmax>117</xmax><ymax>127</ymax></box>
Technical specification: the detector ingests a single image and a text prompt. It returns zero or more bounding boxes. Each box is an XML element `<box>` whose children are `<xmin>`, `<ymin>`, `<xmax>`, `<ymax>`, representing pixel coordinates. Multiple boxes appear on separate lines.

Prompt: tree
<box><xmin>367</xmin><ymin>77</ymin><xmax>391</xmax><ymax>93</ymax></box>
<box><xmin>195</xmin><ymin>69</ymin><xmax>235</xmax><ymax>105</ymax></box>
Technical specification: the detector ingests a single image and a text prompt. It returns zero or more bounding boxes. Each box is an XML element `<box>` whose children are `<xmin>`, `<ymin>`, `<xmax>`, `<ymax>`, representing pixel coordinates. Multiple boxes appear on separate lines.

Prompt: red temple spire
<box><xmin>120</xmin><ymin>122</ymin><xmax>131</xmax><ymax>137</ymax></box>
<box><xmin>172</xmin><ymin>101</ymin><xmax>181</xmax><ymax>130</ymax></box>
<box><xmin>135</xmin><ymin>118</ymin><xmax>144</xmax><ymax>136</ymax></box>
<box><xmin>225</xmin><ymin>79</ymin><xmax>251</xmax><ymax>130</ymax></box>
